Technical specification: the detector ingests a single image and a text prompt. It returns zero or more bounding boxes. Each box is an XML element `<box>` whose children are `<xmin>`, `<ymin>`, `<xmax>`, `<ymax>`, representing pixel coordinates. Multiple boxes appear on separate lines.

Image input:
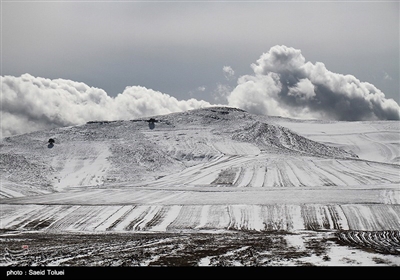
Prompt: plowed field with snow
<box><xmin>1</xmin><ymin>107</ymin><xmax>399</xmax><ymax>266</ymax></box>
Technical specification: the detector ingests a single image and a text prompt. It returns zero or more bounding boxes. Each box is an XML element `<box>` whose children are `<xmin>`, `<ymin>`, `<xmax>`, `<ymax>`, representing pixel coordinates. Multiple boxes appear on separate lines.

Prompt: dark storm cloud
<box><xmin>228</xmin><ymin>45</ymin><xmax>400</xmax><ymax>121</ymax></box>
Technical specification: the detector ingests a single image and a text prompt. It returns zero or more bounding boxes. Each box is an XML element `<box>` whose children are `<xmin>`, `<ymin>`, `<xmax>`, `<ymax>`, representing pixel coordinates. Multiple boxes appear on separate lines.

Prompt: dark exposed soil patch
<box><xmin>1</xmin><ymin>231</ymin><xmax>399</xmax><ymax>266</ymax></box>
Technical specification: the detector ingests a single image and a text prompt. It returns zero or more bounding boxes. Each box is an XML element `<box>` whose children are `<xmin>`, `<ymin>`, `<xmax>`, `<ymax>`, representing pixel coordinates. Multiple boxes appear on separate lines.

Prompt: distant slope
<box><xmin>231</xmin><ymin>121</ymin><xmax>357</xmax><ymax>158</ymax></box>
<box><xmin>270</xmin><ymin>117</ymin><xmax>400</xmax><ymax>164</ymax></box>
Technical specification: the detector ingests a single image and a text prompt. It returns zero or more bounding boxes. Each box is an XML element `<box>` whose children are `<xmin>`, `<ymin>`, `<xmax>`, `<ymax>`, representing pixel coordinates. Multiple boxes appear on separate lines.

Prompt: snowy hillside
<box><xmin>270</xmin><ymin>116</ymin><xmax>400</xmax><ymax>164</ymax></box>
<box><xmin>1</xmin><ymin>106</ymin><xmax>399</xmax><ymax>265</ymax></box>
<box><xmin>0</xmin><ymin>107</ymin><xmax>362</xmax><ymax>195</ymax></box>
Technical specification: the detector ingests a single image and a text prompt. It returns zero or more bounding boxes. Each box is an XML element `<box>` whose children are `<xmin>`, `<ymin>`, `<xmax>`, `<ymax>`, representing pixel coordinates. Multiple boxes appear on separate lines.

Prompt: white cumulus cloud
<box><xmin>227</xmin><ymin>45</ymin><xmax>400</xmax><ymax>121</ymax></box>
<box><xmin>223</xmin><ymin>66</ymin><xmax>235</xmax><ymax>80</ymax></box>
<box><xmin>1</xmin><ymin>74</ymin><xmax>212</xmax><ymax>138</ymax></box>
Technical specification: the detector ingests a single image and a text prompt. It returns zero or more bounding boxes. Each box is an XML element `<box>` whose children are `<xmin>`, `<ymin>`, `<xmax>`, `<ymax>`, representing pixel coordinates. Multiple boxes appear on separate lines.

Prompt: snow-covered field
<box><xmin>1</xmin><ymin>107</ymin><xmax>399</xmax><ymax>266</ymax></box>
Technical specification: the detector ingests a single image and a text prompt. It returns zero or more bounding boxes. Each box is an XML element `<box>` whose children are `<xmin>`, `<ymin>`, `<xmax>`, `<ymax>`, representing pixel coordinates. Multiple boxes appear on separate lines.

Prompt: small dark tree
<box><xmin>48</xmin><ymin>138</ymin><xmax>55</xmax><ymax>144</ymax></box>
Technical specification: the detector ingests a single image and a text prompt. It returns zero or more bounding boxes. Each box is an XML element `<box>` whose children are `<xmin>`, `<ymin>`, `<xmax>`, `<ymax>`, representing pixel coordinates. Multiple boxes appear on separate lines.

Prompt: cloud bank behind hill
<box><xmin>227</xmin><ymin>45</ymin><xmax>400</xmax><ymax>121</ymax></box>
<box><xmin>2</xmin><ymin>45</ymin><xmax>399</xmax><ymax>138</ymax></box>
<box><xmin>1</xmin><ymin>74</ymin><xmax>212</xmax><ymax>138</ymax></box>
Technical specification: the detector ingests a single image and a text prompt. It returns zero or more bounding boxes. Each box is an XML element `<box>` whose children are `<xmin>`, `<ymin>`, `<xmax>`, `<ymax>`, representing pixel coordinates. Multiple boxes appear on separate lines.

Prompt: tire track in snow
<box><xmin>300</xmin><ymin>204</ymin><xmax>351</xmax><ymax>231</ymax></box>
<box><xmin>105</xmin><ymin>206</ymin><xmax>135</xmax><ymax>231</ymax></box>
<box><xmin>115</xmin><ymin>206</ymin><xmax>149</xmax><ymax>231</ymax></box>
<box><xmin>8</xmin><ymin>205</ymin><xmax>51</xmax><ymax>230</ymax></box>
<box><xmin>149</xmin><ymin>205</ymin><xmax>182</xmax><ymax>232</ymax></box>
<box><xmin>320</xmin><ymin>160</ymin><xmax>365</xmax><ymax>186</ymax></box>
<box><xmin>249</xmin><ymin>166</ymin><xmax>266</xmax><ymax>188</ymax></box>
<box><xmin>232</xmin><ymin>167</ymin><xmax>245</xmax><ymax>187</ymax></box>
<box><xmin>195</xmin><ymin>205</ymin><xmax>232</xmax><ymax>230</ymax></box>
<box><xmin>63</xmin><ymin>206</ymin><xmax>104</xmax><ymax>231</ymax></box>
<box><xmin>92</xmin><ymin>206</ymin><xmax>130</xmax><ymax>231</ymax></box>
<box><xmin>333</xmin><ymin>160</ymin><xmax>373</xmax><ymax>185</ymax></box>
<box><xmin>144</xmin><ymin>206</ymin><xmax>174</xmax><ymax>230</ymax></box>
<box><xmin>364</xmin><ymin>162</ymin><xmax>400</xmax><ymax>181</ymax></box>
<box><xmin>338</xmin><ymin>231</ymin><xmax>400</xmax><ymax>255</ymax></box>
<box><xmin>124</xmin><ymin>206</ymin><xmax>160</xmax><ymax>231</ymax></box>
<box><xmin>237</xmin><ymin>168</ymin><xmax>254</xmax><ymax>188</ymax></box>
<box><xmin>340</xmin><ymin>160</ymin><xmax>395</xmax><ymax>184</ymax></box>
<box><xmin>341</xmin><ymin>204</ymin><xmax>400</xmax><ymax>231</ymax></box>
<box><xmin>44</xmin><ymin>205</ymin><xmax>82</xmax><ymax>231</ymax></box>
<box><xmin>23</xmin><ymin>205</ymin><xmax>67</xmax><ymax>230</ymax></box>
<box><xmin>0</xmin><ymin>205</ymin><xmax>42</xmax><ymax>228</ymax></box>
<box><xmin>277</xmin><ymin>163</ymin><xmax>295</xmax><ymax>188</ymax></box>
<box><xmin>308</xmin><ymin>160</ymin><xmax>345</xmax><ymax>186</ymax></box>
<box><xmin>261</xmin><ymin>205</ymin><xmax>290</xmax><ymax>231</ymax></box>
<box><xmin>90</xmin><ymin>206</ymin><xmax>126</xmax><ymax>231</ymax></box>
<box><xmin>360</xmin><ymin>132</ymin><xmax>399</xmax><ymax>163</ymax></box>
<box><xmin>1</xmin><ymin>203</ymin><xmax>398</xmax><ymax>232</ymax></box>
<box><xmin>167</xmin><ymin>205</ymin><xmax>203</xmax><ymax>230</ymax></box>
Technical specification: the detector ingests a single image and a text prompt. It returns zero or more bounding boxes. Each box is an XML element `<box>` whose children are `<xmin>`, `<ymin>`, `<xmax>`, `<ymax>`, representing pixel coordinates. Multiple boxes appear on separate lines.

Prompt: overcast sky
<box><xmin>1</xmin><ymin>0</ymin><xmax>399</xmax><ymax>137</ymax></box>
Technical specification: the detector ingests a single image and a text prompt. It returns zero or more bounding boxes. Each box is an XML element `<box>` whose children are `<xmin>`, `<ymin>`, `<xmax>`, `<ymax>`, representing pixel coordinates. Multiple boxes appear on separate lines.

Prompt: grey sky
<box><xmin>2</xmin><ymin>0</ymin><xmax>399</xmax><ymax>104</ymax></box>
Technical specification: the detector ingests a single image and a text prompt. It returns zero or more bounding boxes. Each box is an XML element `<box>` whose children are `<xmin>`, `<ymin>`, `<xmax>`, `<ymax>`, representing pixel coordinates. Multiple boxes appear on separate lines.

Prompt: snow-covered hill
<box><xmin>0</xmin><ymin>107</ymin><xmax>358</xmax><ymax>194</ymax></box>
<box><xmin>0</xmin><ymin>107</ymin><xmax>399</xmax><ymax>234</ymax></box>
<box><xmin>1</xmin><ymin>106</ymin><xmax>400</xmax><ymax>266</ymax></box>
